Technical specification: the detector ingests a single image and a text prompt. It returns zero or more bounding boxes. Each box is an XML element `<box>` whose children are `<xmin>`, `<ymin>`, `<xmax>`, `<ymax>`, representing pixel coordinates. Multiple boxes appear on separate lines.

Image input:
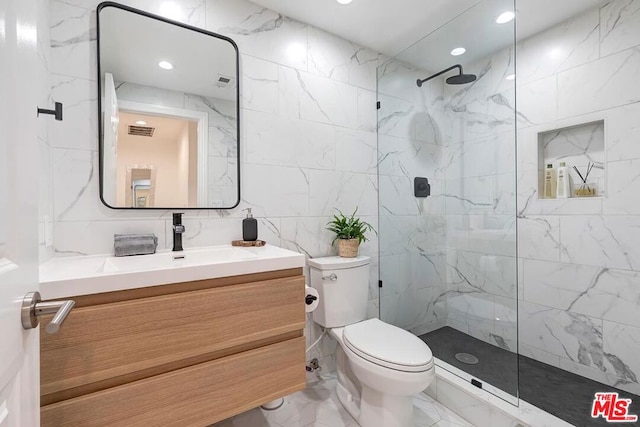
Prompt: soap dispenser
<box><xmin>242</xmin><ymin>208</ymin><xmax>258</xmax><ymax>242</ymax></box>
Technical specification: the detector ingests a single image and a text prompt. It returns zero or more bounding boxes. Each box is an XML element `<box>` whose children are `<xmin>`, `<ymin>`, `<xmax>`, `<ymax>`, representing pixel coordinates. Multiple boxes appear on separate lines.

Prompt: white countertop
<box><xmin>39</xmin><ymin>244</ymin><xmax>305</xmax><ymax>300</ymax></box>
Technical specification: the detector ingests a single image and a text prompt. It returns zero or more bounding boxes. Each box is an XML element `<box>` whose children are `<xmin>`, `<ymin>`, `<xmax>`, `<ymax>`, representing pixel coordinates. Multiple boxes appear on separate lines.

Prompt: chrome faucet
<box><xmin>172</xmin><ymin>212</ymin><xmax>185</xmax><ymax>251</ymax></box>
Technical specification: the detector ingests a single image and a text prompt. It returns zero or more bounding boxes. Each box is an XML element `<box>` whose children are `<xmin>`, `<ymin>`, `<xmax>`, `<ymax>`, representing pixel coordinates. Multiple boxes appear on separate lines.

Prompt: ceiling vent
<box><xmin>128</xmin><ymin>125</ymin><xmax>155</xmax><ymax>137</ymax></box>
<box><xmin>216</xmin><ymin>74</ymin><xmax>234</xmax><ymax>88</ymax></box>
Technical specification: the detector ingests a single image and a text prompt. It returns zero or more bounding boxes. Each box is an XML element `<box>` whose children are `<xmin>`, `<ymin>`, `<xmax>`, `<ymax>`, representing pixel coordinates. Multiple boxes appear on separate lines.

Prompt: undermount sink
<box><xmin>39</xmin><ymin>244</ymin><xmax>305</xmax><ymax>300</ymax></box>
<box><xmin>101</xmin><ymin>246</ymin><xmax>258</xmax><ymax>273</ymax></box>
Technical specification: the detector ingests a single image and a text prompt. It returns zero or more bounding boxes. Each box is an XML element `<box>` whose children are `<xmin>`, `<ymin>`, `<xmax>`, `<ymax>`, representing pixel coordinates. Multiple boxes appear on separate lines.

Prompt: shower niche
<box><xmin>537</xmin><ymin>119</ymin><xmax>606</xmax><ymax>199</ymax></box>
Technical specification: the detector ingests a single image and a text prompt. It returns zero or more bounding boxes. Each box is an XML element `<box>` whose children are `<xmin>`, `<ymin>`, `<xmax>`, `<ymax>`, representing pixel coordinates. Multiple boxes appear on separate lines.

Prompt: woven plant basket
<box><xmin>338</xmin><ymin>238</ymin><xmax>360</xmax><ymax>258</ymax></box>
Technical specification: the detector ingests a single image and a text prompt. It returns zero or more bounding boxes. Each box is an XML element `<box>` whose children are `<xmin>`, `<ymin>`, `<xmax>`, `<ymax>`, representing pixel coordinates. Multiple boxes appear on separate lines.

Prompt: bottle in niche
<box><xmin>242</xmin><ymin>208</ymin><xmax>258</xmax><ymax>242</ymax></box>
<box><xmin>544</xmin><ymin>163</ymin><xmax>557</xmax><ymax>199</ymax></box>
<box><xmin>556</xmin><ymin>161</ymin><xmax>571</xmax><ymax>198</ymax></box>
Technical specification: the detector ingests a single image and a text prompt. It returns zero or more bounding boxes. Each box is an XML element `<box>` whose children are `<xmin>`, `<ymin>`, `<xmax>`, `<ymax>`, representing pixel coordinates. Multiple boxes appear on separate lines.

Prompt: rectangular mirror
<box><xmin>97</xmin><ymin>2</ymin><xmax>240</xmax><ymax>209</ymax></box>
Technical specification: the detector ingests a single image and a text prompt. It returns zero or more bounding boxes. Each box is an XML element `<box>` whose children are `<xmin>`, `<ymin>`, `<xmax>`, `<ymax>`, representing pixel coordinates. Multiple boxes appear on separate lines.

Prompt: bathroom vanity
<box><xmin>38</xmin><ymin>245</ymin><xmax>306</xmax><ymax>427</ymax></box>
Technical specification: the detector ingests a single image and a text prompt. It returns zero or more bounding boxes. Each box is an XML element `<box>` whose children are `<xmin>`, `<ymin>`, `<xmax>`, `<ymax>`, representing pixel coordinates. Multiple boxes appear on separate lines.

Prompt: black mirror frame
<box><xmin>96</xmin><ymin>1</ymin><xmax>241</xmax><ymax>210</ymax></box>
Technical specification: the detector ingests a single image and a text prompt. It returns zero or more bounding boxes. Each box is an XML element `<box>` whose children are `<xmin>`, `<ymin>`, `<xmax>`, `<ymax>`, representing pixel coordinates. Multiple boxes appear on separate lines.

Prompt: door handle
<box><xmin>21</xmin><ymin>291</ymin><xmax>75</xmax><ymax>334</ymax></box>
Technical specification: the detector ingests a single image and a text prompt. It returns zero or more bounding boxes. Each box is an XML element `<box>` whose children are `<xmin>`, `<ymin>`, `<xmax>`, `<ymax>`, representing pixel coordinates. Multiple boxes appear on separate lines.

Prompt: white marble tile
<box><xmin>445</xmin><ymin>132</ymin><xmax>515</xmax><ymax>180</ymax></box>
<box><xmin>205</xmin><ymin>0</ymin><xmax>308</xmax><ymax>71</ymax></box>
<box><xmin>308</xmin><ymin>170</ymin><xmax>377</xmax><ymax>217</ymax></box>
<box><xmin>277</xmin><ymin>65</ymin><xmax>300</xmax><ymax>118</ymax></box>
<box><xmin>297</xmin><ymin>71</ymin><xmax>358</xmax><ymax>129</ymax></box>
<box><xmin>600</xmin><ymin>0</ymin><xmax>640</xmax><ymax>57</ymax></box>
<box><xmin>521</xmin><ymin>260</ymin><xmax>640</xmax><ymax>329</ymax></box>
<box><xmin>607</xmin><ymin>101</ymin><xmax>640</xmax><ymax>162</ymax></box>
<box><xmin>378</xmin><ymin>175</ymin><xmax>421</xmax><ymax>216</ymax></box>
<box><xmin>378</xmin><ymin>134</ymin><xmax>443</xmax><ymax>179</ymax></box>
<box><xmin>604</xmin><ymin>159</ymin><xmax>640</xmax><ymax>214</ymax></box>
<box><xmin>519</xmin><ymin>301</ymin><xmax>604</xmax><ymax>370</ymax></box>
<box><xmin>50</xmin><ymin>74</ymin><xmax>97</xmax><ymax>151</ymax></box>
<box><xmin>244</xmin><ymin>109</ymin><xmax>336</xmax><ymax>170</ymax></box>
<box><xmin>559</xmin><ymin>356</ymin><xmax>640</xmax><ymax>396</ymax></box>
<box><xmin>446</xmin><ymin>214</ymin><xmax>516</xmax><ymax>257</ymax></box>
<box><xmin>515</xmin><ymin>7</ymin><xmax>600</xmax><ymax>84</ymax></box>
<box><xmin>435</xmin><ymin>379</ymin><xmax>489</xmax><ymax>427</ymax></box>
<box><xmin>279</xmin><ymin>216</ymin><xmax>335</xmax><ymax>259</ymax></box>
<box><xmin>559</xmin><ymin>215</ymin><xmax>640</xmax><ymax>270</ymax></box>
<box><xmin>241</xmin><ymin>163</ymin><xmax>309</xmax><ymax>217</ymax></box>
<box><xmin>53</xmin><ymin>219</ymin><xmax>167</xmax><ymax>256</ymax></box>
<box><xmin>356</xmin><ymin>88</ymin><xmax>377</xmax><ymax>133</ymax></box>
<box><xmin>519</xmin><ymin>343</ymin><xmax>561</xmax><ymax>368</ymax></box>
<box><xmin>557</xmin><ymin>47</ymin><xmax>640</xmax><ymax>119</ymax></box>
<box><xmin>53</xmin><ymin>149</ymin><xmax>100</xmax><ymax>222</ymax></box>
<box><xmin>447</xmin><ymin>250</ymin><xmax>517</xmax><ymax>299</ymax></box>
<box><xmin>517</xmin><ymin>216</ymin><xmax>561</xmax><ymax>261</ymax></box>
<box><xmin>377</xmin><ymin>93</ymin><xmax>416</xmax><ymax>140</ymax></box>
<box><xmin>50</xmin><ymin>0</ymin><xmax>95</xmax><ymax>80</ymax></box>
<box><xmin>602</xmin><ymin>321</ymin><xmax>640</xmax><ymax>393</ymax></box>
<box><xmin>445</xmin><ymin>174</ymin><xmax>515</xmax><ymax>216</ymax></box>
<box><xmin>334</xmin><ymin>128</ymin><xmax>377</xmax><ymax>174</ymax></box>
<box><xmin>307</xmin><ymin>27</ymin><xmax>378</xmax><ymax>91</ymax></box>
<box><xmin>514</xmin><ymin>76</ymin><xmax>557</xmax><ymax>128</ymax></box>
<box><xmin>127</xmin><ymin>0</ymin><xmax>206</xmax><ymax>28</ymax></box>
<box><xmin>240</xmin><ymin>55</ymin><xmax>279</xmax><ymax>115</ymax></box>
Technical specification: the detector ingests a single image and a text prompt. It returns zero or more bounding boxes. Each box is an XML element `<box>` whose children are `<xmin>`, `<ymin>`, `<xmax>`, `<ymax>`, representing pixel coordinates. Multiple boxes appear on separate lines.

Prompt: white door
<box><xmin>0</xmin><ymin>0</ymin><xmax>41</xmax><ymax>425</ymax></box>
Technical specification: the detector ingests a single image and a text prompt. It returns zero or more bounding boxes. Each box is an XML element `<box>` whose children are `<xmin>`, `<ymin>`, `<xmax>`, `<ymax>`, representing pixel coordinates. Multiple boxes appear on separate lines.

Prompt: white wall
<box><xmin>47</xmin><ymin>0</ymin><xmax>380</xmax><ymax>372</ymax></box>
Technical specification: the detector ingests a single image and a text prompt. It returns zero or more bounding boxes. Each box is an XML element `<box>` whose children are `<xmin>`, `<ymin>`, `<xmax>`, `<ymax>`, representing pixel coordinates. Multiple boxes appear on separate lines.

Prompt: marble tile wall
<box><xmin>37</xmin><ymin>0</ymin><xmax>54</xmax><ymax>262</ymax></box>
<box><xmin>516</xmin><ymin>0</ymin><xmax>640</xmax><ymax>395</ymax></box>
<box><xmin>377</xmin><ymin>58</ymin><xmax>449</xmax><ymax>337</ymax></box>
<box><xmin>45</xmin><ymin>0</ymin><xmax>381</xmax><ymax>372</ymax></box>
<box><xmin>439</xmin><ymin>42</ymin><xmax>518</xmax><ymax>353</ymax></box>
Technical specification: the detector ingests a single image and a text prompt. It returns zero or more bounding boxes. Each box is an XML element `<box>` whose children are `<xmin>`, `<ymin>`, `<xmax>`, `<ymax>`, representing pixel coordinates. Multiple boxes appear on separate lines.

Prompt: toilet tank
<box><xmin>307</xmin><ymin>256</ymin><xmax>370</xmax><ymax>328</ymax></box>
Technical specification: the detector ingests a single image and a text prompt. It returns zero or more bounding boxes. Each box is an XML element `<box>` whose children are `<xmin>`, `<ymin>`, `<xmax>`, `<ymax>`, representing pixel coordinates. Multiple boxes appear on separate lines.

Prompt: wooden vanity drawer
<box><xmin>41</xmin><ymin>274</ymin><xmax>305</xmax><ymax>404</ymax></box>
<box><xmin>41</xmin><ymin>336</ymin><xmax>305</xmax><ymax>427</ymax></box>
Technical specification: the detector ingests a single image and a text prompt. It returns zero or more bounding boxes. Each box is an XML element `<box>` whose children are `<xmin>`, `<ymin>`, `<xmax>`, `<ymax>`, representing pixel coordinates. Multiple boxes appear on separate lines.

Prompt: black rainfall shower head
<box><xmin>446</xmin><ymin>73</ymin><xmax>477</xmax><ymax>85</ymax></box>
<box><xmin>416</xmin><ymin>64</ymin><xmax>477</xmax><ymax>87</ymax></box>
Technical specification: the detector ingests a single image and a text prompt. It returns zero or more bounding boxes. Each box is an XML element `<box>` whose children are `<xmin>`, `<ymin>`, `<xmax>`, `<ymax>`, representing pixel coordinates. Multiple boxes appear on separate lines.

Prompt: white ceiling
<box><xmin>250</xmin><ymin>0</ymin><xmax>605</xmax><ymax>60</ymax></box>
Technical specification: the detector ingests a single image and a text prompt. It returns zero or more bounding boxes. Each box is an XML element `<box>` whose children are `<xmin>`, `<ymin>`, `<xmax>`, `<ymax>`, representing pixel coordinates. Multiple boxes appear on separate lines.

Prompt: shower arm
<box><xmin>417</xmin><ymin>64</ymin><xmax>462</xmax><ymax>87</ymax></box>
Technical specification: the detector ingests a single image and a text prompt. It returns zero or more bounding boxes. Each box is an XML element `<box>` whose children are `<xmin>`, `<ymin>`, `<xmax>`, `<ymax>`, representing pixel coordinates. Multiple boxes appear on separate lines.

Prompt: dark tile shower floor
<box><xmin>419</xmin><ymin>327</ymin><xmax>640</xmax><ymax>426</ymax></box>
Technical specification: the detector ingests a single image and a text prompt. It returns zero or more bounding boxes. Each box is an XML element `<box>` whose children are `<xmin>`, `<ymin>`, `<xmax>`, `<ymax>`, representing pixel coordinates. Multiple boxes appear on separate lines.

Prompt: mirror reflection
<box><xmin>98</xmin><ymin>3</ymin><xmax>240</xmax><ymax>209</ymax></box>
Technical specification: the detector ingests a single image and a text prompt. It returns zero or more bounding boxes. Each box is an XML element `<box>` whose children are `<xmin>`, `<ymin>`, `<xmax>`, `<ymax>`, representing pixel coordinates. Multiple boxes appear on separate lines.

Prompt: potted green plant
<box><xmin>326</xmin><ymin>208</ymin><xmax>376</xmax><ymax>258</ymax></box>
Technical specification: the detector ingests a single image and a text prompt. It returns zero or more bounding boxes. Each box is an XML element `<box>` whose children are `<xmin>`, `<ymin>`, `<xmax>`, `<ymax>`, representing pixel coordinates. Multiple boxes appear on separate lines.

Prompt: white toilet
<box><xmin>308</xmin><ymin>256</ymin><xmax>435</xmax><ymax>427</ymax></box>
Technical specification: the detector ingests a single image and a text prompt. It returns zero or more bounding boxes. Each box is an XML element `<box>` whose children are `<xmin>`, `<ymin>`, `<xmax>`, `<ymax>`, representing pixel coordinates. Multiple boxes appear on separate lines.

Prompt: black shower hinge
<box><xmin>378</xmin><ymin>280</ymin><xmax>383</xmax><ymax>288</ymax></box>
<box><xmin>376</xmin><ymin>101</ymin><xmax>381</xmax><ymax>110</ymax></box>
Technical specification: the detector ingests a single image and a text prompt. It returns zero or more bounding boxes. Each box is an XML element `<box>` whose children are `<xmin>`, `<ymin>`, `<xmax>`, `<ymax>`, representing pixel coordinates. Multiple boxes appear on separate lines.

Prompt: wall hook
<box><xmin>37</xmin><ymin>102</ymin><xmax>63</xmax><ymax>121</ymax></box>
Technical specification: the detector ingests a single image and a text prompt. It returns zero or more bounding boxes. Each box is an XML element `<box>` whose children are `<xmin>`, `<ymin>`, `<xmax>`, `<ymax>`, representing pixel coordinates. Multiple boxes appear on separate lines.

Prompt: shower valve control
<box><xmin>414</xmin><ymin>177</ymin><xmax>431</xmax><ymax>198</ymax></box>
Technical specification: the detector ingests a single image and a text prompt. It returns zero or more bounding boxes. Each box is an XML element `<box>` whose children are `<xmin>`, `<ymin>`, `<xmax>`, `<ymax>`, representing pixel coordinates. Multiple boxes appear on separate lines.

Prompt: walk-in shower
<box><xmin>377</xmin><ymin>0</ymin><xmax>640</xmax><ymax>425</ymax></box>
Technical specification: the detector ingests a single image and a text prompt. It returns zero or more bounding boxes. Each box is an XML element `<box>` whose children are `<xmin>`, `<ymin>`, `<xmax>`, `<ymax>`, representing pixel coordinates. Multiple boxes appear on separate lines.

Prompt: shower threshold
<box><xmin>420</xmin><ymin>327</ymin><xmax>640</xmax><ymax>427</ymax></box>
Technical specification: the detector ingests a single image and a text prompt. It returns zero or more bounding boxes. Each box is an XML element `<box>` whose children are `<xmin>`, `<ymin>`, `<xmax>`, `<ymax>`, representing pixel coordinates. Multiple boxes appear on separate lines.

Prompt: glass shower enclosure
<box><xmin>377</xmin><ymin>0</ymin><xmax>518</xmax><ymax>404</ymax></box>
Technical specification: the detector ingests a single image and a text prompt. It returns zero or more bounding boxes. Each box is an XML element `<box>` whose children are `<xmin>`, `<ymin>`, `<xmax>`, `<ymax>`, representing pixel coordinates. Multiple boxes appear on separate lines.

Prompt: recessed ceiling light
<box><xmin>135</xmin><ymin>120</ymin><xmax>147</xmax><ymax>125</ymax></box>
<box><xmin>506</xmin><ymin>74</ymin><xmax>515</xmax><ymax>81</ymax></box>
<box><xmin>450</xmin><ymin>47</ymin><xmax>466</xmax><ymax>56</ymax></box>
<box><xmin>158</xmin><ymin>60</ymin><xmax>173</xmax><ymax>70</ymax></box>
<box><xmin>336</xmin><ymin>0</ymin><xmax>352</xmax><ymax>4</ymax></box>
<box><xmin>496</xmin><ymin>11</ymin><xmax>515</xmax><ymax>24</ymax></box>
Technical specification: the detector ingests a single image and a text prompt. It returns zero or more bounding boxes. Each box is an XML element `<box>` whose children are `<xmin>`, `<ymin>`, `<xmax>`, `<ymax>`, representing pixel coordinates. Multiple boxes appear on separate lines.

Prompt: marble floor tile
<box><xmin>212</xmin><ymin>374</ymin><xmax>474</xmax><ymax>427</ymax></box>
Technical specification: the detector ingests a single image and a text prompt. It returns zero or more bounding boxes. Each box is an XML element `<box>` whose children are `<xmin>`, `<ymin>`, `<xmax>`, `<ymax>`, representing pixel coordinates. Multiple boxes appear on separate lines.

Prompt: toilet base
<box><xmin>359</xmin><ymin>384</ymin><xmax>414</xmax><ymax>427</ymax></box>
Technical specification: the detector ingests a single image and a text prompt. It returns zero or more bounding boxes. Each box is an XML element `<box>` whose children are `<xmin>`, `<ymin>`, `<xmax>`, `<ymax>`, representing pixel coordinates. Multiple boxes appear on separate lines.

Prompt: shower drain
<box><xmin>455</xmin><ymin>352</ymin><xmax>479</xmax><ymax>365</ymax></box>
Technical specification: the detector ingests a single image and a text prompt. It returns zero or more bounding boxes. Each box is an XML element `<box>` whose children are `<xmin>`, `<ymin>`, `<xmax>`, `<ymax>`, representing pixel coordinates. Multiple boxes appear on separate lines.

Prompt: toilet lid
<box><xmin>343</xmin><ymin>319</ymin><xmax>433</xmax><ymax>372</ymax></box>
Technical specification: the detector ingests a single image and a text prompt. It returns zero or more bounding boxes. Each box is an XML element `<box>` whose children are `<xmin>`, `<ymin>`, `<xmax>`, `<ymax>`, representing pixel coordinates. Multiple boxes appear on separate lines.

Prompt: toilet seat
<box><xmin>343</xmin><ymin>319</ymin><xmax>434</xmax><ymax>372</ymax></box>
